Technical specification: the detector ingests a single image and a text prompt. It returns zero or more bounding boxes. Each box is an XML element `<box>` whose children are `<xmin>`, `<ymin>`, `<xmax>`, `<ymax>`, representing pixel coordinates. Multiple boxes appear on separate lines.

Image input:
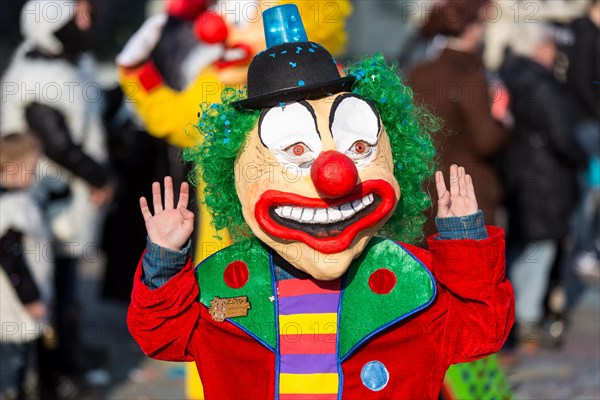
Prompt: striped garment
<box><xmin>277</xmin><ymin>277</ymin><xmax>342</xmax><ymax>399</ymax></box>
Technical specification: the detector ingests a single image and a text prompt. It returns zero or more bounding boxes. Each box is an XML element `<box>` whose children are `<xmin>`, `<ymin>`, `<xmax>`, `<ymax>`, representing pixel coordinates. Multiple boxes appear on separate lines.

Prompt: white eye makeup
<box><xmin>330</xmin><ymin>94</ymin><xmax>381</xmax><ymax>167</ymax></box>
<box><xmin>259</xmin><ymin>101</ymin><xmax>322</xmax><ymax>170</ymax></box>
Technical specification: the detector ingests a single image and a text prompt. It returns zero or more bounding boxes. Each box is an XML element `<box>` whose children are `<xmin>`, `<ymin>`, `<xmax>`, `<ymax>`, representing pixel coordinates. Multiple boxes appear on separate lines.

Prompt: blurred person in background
<box><xmin>0</xmin><ymin>0</ymin><xmax>114</xmax><ymax>396</ymax></box>
<box><xmin>407</xmin><ymin>0</ymin><xmax>512</xmax><ymax>238</ymax></box>
<box><xmin>396</xmin><ymin>0</ymin><xmax>476</xmax><ymax>70</ymax></box>
<box><xmin>0</xmin><ymin>133</ymin><xmax>53</xmax><ymax>400</ymax></box>
<box><xmin>564</xmin><ymin>0</ymin><xmax>600</xmax><ymax>279</ymax></box>
<box><xmin>483</xmin><ymin>0</ymin><xmax>592</xmax><ymax>71</ymax></box>
<box><xmin>499</xmin><ymin>22</ymin><xmax>587</xmax><ymax>351</ymax></box>
<box><xmin>395</xmin><ymin>0</ymin><xmax>449</xmax><ymax>70</ymax></box>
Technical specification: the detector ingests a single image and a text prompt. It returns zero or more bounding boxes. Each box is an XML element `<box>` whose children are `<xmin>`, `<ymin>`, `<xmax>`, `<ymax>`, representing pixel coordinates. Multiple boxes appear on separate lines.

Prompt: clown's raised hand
<box><xmin>435</xmin><ymin>165</ymin><xmax>479</xmax><ymax>218</ymax></box>
<box><xmin>139</xmin><ymin>176</ymin><xmax>195</xmax><ymax>251</ymax></box>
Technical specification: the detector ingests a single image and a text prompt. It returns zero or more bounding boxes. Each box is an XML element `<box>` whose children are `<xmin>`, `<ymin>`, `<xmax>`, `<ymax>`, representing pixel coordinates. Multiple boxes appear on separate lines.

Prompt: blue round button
<box><xmin>360</xmin><ymin>360</ymin><xmax>389</xmax><ymax>392</ymax></box>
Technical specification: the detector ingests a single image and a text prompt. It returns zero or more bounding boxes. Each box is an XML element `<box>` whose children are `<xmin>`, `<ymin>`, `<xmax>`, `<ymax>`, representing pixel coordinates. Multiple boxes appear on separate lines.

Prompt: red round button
<box><xmin>368</xmin><ymin>268</ymin><xmax>396</xmax><ymax>295</ymax></box>
<box><xmin>224</xmin><ymin>260</ymin><xmax>249</xmax><ymax>289</ymax></box>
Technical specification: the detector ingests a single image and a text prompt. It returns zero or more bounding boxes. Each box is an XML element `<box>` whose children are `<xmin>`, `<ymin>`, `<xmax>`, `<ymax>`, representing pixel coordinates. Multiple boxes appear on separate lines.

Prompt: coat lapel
<box><xmin>338</xmin><ymin>237</ymin><xmax>436</xmax><ymax>360</ymax></box>
<box><xmin>195</xmin><ymin>239</ymin><xmax>277</xmax><ymax>350</ymax></box>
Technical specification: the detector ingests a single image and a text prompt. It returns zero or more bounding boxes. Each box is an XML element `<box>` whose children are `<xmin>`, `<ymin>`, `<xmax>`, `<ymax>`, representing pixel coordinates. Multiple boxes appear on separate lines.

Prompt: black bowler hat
<box><xmin>234</xmin><ymin>5</ymin><xmax>355</xmax><ymax>110</ymax></box>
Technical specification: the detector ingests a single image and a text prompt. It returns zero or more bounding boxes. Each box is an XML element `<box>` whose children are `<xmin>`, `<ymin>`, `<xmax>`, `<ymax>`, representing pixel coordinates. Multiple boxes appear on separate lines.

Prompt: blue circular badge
<box><xmin>360</xmin><ymin>360</ymin><xmax>389</xmax><ymax>392</ymax></box>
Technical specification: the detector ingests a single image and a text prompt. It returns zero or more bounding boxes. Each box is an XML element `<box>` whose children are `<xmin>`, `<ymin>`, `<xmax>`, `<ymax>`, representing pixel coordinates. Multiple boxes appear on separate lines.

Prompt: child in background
<box><xmin>0</xmin><ymin>132</ymin><xmax>53</xmax><ymax>400</ymax></box>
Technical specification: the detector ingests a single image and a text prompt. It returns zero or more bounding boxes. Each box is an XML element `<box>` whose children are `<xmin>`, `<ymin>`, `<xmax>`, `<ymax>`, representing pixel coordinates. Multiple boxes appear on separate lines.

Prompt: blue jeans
<box><xmin>508</xmin><ymin>240</ymin><xmax>558</xmax><ymax>324</ymax></box>
<box><xmin>0</xmin><ymin>342</ymin><xmax>33</xmax><ymax>400</ymax></box>
<box><xmin>573</xmin><ymin>119</ymin><xmax>600</xmax><ymax>159</ymax></box>
<box><xmin>572</xmin><ymin>118</ymin><xmax>600</xmax><ymax>255</ymax></box>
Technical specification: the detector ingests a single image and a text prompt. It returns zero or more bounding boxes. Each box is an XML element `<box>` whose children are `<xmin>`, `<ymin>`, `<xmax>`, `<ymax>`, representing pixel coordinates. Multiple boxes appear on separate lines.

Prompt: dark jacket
<box><xmin>565</xmin><ymin>17</ymin><xmax>600</xmax><ymax>122</ymax></box>
<box><xmin>500</xmin><ymin>54</ymin><xmax>586</xmax><ymax>242</ymax></box>
<box><xmin>408</xmin><ymin>48</ymin><xmax>510</xmax><ymax>236</ymax></box>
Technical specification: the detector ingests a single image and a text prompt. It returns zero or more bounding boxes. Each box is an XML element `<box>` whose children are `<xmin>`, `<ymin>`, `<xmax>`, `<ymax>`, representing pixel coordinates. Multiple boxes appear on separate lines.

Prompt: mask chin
<box><xmin>54</xmin><ymin>19</ymin><xmax>93</xmax><ymax>57</ymax></box>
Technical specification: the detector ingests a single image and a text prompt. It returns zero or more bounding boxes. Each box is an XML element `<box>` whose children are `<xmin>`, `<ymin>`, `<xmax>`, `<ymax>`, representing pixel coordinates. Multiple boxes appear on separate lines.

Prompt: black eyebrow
<box><xmin>329</xmin><ymin>93</ymin><xmax>381</xmax><ymax>137</ymax></box>
<box><xmin>258</xmin><ymin>100</ymin><xmax>321</xmax><ymax>148</ymax></box>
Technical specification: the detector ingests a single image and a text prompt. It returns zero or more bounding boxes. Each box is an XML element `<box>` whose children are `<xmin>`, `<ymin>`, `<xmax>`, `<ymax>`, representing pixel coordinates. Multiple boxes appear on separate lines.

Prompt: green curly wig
<box><xmin>183</xmin><ymin>54</ymin><xmax>438</xmax><ymax>244</ymax></box>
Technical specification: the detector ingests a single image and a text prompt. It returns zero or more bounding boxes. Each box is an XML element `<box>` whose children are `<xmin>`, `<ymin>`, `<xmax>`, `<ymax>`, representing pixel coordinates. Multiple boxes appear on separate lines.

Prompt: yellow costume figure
<box><xmin>117</xmin><ymin>2</ymin><xmax>351</xmax><ymax>398</ymax></box>
<box><xmin>119</xmin><ymin>1</ymin><xmax>350</xmax><ymax>148</ymax></box>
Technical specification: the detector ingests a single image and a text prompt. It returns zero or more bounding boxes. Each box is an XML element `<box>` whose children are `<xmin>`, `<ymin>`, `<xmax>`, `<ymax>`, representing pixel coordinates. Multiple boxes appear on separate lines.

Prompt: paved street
<box><xmin>78</xmin><ymin>257</ymin><xmax>600</xmax><ymax>400</ymax></box>
<box><xmin>508</xmin><ymin>286</ymin><xmax>600</xmax><ymax>399</ymax></box>
<box><xmin>78</xmin><ymin>259</ymin><xmax>187</xmax><ymax>400</ymax></box>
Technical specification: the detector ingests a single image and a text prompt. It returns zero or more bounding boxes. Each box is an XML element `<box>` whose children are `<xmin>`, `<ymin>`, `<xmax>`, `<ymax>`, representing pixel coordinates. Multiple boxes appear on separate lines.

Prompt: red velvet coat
<box><xmin>128</xmin><ymin>227</ymin><xmax>513</xmax><ymax>399</ymax></box>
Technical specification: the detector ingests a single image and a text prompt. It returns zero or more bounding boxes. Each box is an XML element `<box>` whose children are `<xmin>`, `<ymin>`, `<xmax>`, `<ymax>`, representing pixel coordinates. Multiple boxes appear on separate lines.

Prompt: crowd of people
<box><xmin>0</xmin><ymin>0</ymin><xmax>598</xmax><ymax>399</ymax></box>
<box><xmin>401</xmin><ymin>0</ymin><xmax>599</xmax><ymax>359</ymax></box>
<box><xmin>402</xmin><ymin>0</ymin><xmax>599</xmax><ymax>355</ymax></box>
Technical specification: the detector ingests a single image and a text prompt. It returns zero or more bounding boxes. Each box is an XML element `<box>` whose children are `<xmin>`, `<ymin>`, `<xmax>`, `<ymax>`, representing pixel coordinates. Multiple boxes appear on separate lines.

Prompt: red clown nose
<box><xmin>310</xmin><ymin>151</ymin><xmax>358</xmax><ymax>197</ymax></box>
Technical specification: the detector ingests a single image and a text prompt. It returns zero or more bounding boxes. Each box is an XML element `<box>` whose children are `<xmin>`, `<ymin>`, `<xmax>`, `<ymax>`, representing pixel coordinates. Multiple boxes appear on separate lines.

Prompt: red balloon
<box><xmin>310</xmin><ymin>151</ymin><xmax>358</xmax><ymax>198</ymax></box>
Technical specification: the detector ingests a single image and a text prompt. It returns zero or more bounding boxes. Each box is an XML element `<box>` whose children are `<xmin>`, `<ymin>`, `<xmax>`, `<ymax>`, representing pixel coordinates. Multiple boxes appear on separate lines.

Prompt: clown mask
<box><xmin>235</xmin><ymin>93</ymin><xmax>400</xmax><ymax>280</ymax></box>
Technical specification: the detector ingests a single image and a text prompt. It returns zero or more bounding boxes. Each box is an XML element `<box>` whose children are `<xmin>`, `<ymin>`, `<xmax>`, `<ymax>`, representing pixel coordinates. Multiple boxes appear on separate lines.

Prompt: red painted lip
<box><xmin>216</xmin><ymin>43</ymin><xmax>253</xmax><ymax>69</ymax></box>
<box><xmin>255</xmin><ymin>180</ymin><xmax>397</xmax><ymax>254</ymax></box>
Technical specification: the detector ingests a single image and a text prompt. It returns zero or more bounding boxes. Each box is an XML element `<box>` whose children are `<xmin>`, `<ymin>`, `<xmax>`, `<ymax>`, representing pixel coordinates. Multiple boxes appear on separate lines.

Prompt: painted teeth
<box><xmin>282</xmin><ymin>206</ymin><xmax>293</xmax><ymax>218</ymax></box>
<box><xmin>313</xmin><ymin>209</ymin><xmax>328</xmax><ymax>223</ymax></box>
<box><xmin>339</xmin><ymin>202</ymin><xmax>354</xmax><ymax>219</ymax></box>
<box><xmin>300</xmin><ymin>208</ymin><xmax>315</xmax><ymax>223</ymax></box>
<box><xmin>327</xmin><ymin>207</ymin><xmax>343</xmax><ymax>223</ymax></box>
<box><xmin>274</xmin><ymin>194</ymin><xmax>375</xmax><ymax>224</ymax></box>
<box><xmin>290</xmin><ymin>207</ymin><xmax>303</xmax><ymax>221</ymax></box>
